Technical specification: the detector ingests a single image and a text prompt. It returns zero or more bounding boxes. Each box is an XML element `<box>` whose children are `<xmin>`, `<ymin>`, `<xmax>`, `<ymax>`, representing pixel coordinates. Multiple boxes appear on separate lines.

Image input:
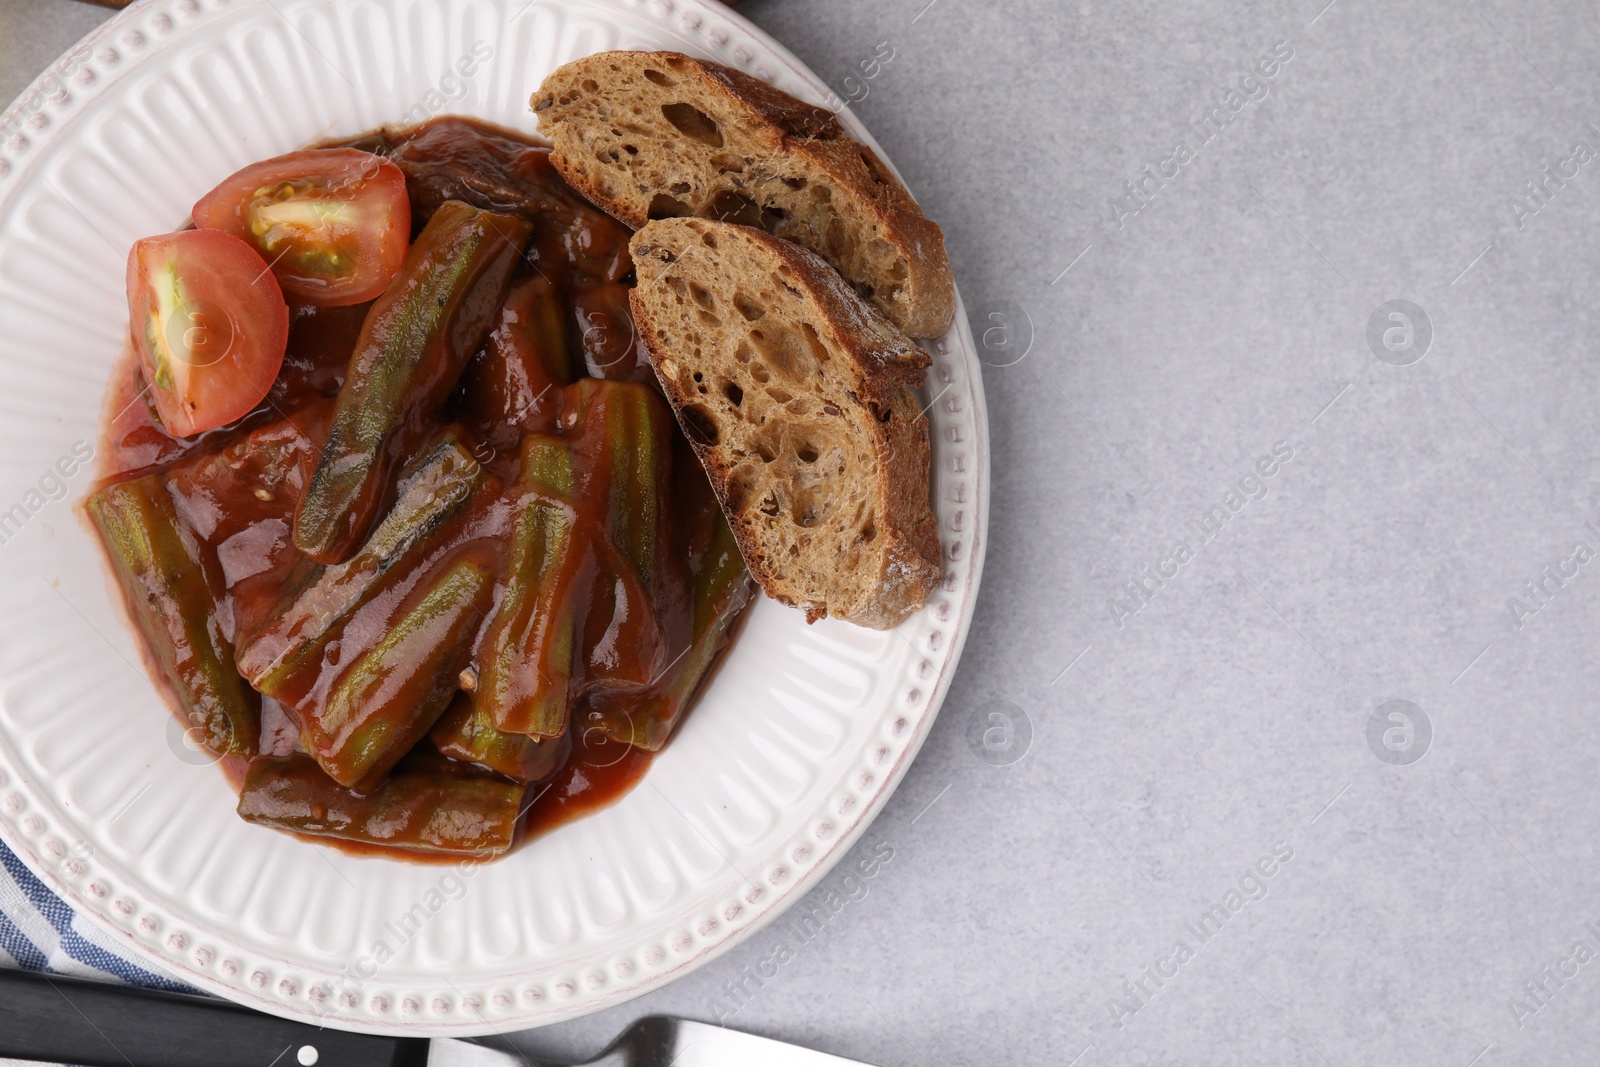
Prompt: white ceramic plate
<box><xmin>0</xmin><ymin>0</ymin><xmax>988</xmax><ymax>1034</ymax></box>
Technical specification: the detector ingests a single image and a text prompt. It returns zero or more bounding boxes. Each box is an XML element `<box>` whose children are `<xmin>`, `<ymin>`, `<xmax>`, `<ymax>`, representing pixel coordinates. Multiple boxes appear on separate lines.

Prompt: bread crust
<box><xmin>627</xmin><ymin>218</ymin><xmax>942</xmax><ymax>629</ymax></box>
<box><xmin>533</xmin><ymin>50</ymin><xmax>955</xmax><ymax>339</ymax></box>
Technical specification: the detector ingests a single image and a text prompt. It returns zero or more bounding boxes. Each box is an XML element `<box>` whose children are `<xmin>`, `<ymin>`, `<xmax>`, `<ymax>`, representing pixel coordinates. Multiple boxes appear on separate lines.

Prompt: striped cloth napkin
<box><xmin>0</xmin><ymin>838</ymin><xmax>193</xmax><ymax>1062</ymax></box>
<box><xmin>0</xmin><ymin>834</ymin><xmax>186</xmax><ymax>985</ymax></box>
<box><xmin>0</xmin><ymin>837</ymin><xmax>193</xmax><ymax>1066</ymax></box>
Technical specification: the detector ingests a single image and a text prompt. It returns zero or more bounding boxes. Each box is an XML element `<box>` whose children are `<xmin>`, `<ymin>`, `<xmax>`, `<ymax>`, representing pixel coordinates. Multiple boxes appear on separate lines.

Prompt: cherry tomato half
<box><xmin>126</xmin><ymin>229</ymin><xmax>289</xmax><ymax>438</ymax></box>
<box><xmin>192</xmin><ymin>148</ymin><xmax>411</xmax><ymax>307</ymax></box>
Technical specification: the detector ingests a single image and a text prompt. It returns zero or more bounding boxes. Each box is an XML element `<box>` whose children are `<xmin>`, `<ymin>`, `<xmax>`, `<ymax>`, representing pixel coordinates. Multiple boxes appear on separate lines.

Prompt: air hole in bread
<box><xmin>624</xmin><ymin>144</ymin><xmax>639</xmax><ymax>155</ymax></box>
<box><xmin>733</xmin><ymin>342</ymin><xmax>752</xmax><ymax>363</ymax></box>
<box><xmin>710</xmin><ymin>190</ymin><xmax>764</xmax><ymax>228</ymax></box>
<box><xmin>758</xmin><ymin>490</ymin><xmax>780</xmax><ymax>517</ymax></box>
<box><xmin>792</xmin><ymin>487</ymin><xmax>829</xmax><ymax>528</ymax></box>
<box><xmin>701</xmin><ymin>231</ymin><xmax>719</xmax><ymax>249</ymax></box>
<box><xmin>711</xmin><ymin>154</ymin><xmax>746</xmax><ymax>175</ymax></box>
<box><xmin>858</xmin><ymin>149</ymin><xmax>887</xmax><ymax>184</ymax></box>
<box><xmin>750</xmin><ymin>326</ymin><xmax>814</xmax><ymax>382</ymax></box>
<box><xmin>766</xmin><ymin>387</ymin><xmax>793</xmax><ymax>403</ymax></box>
<box><xmin>581</xmin><ymin>78</ymin><xmax>599</xmax><ymax>93</ymax></box>
<box><xmin>800</xmin><ymin>323</ymin><xmax>830</xmax><ymax>365</ymax></box>
<box><xmin>670</xmin><ymin>181</ymin><xmax>692</xmax><ymax>195</ymax></box>
<box><xmin>680</xmin><ymin>404</ymin><xmax>719</xmax><ymax>445</ymax></box>
<box><xmin>824</xmin><ymin>217</ymin><xmax>848</xmax><ymax>257</ymax></box>
<box><xmin>733</xmin><ymin>292</ymin><xmax>764</xmax><ymax>321</ymax></box>
<box><xmin>861</xmin><ymin>518</ymin><xmax>877</xmax><ymax>543</ymax></box>
<box><xmin>797</xmin><ymin>444</ymin><xmax>819</xmax><ymax>464</ymax></box>
<box><xmin>750</xmin><ymin>363</ymin><xmax>770</xmax><ymax>383</ymax></box>
<box><xmin>769</xmin><ymin>272</ymin><xmax>801</xmax><ymax>298</ymax></box>
<box><xmin>689</xmin><ymin>284</ymin><xmax>715</xmax><ymax>311</ymax></box>
<box><xmin>753</xmin><ymin>436</ymin><xmax>777</xmax><ymax>463</ymax></box>
<box><xmin>783</xmin><ymin>176</ymin><xmax>808</xmax><ymax>190</ymax></box>
<box><xmin>661</xmin><ymin>102</ymin><xmax>724</xmax><ymax>148</ymax></box>
<box><xmin>723</xmin><ymin>381</ymin><xmax>743</xmax><ymax>406</ymax></box>
<box><xmin>649</xmin><ymin>194</ymin><xmax>694</xmax><ymax>220</ymax></box>
<box><xmin>643</xmin><ymin>68</ymin><xmax>675</xmax><ymax>86</ymax></box>
<box><xmin>823</xmin><ymin>402</ymin><xmax>842</xmax><ymax>417</ymax></box>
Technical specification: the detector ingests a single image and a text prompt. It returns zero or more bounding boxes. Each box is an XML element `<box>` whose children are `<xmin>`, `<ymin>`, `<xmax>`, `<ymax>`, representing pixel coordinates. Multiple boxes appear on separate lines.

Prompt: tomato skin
<box><xmin>126</xmin><ymin>230</ymin><xmax>289</xmax><ymax>438</ymax></box>
<box><xmin>192</xmin><ymin>148</ymin><xmax>411</xmax><ymax>307</ymax></box>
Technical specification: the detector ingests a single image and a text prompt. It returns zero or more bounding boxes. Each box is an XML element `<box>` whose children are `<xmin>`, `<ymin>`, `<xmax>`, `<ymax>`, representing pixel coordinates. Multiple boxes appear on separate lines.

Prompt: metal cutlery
<box><xmin>0</xmin><ymin>968</ymin><xmax>874</xmax><ymax>1067</ymax></box>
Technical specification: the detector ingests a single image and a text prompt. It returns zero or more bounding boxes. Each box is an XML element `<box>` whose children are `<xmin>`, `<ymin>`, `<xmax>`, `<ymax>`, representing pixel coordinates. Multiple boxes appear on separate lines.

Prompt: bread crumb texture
<box><xmin>629</xmin><ymin>218</ymin><xmax>941</xmax><ymax>629</ymax></box>
<box><xmin>534</xmin><ymin>50</ymin><xmax>956</xmax><ymax>338</ymax></box>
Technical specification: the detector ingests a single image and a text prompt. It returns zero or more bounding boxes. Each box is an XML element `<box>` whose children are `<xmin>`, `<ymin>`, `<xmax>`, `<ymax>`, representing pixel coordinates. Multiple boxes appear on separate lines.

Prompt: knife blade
<box><xmin>428</xmin><ymin>1016</ymin><xmax>877</xmax><ymax>1067</ymax></box>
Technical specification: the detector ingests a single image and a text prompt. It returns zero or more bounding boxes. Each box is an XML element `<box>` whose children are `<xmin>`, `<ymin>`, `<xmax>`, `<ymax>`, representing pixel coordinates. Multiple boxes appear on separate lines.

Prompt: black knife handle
<box><xmin>0</xmin><ymin>968</ymin><xmax>429</xmax><ymax>1067</ymax></box>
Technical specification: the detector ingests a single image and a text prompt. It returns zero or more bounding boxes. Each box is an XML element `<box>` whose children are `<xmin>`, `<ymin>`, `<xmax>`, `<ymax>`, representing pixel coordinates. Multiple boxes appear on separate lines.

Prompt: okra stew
<box><xmin>91</xmin><ymin>118</ymin><xmax>754</xmax><ymax>861</ymax></box>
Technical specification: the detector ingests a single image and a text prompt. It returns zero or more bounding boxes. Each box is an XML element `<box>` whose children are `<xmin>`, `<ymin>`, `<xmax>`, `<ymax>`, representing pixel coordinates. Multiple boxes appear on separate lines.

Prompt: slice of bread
<box><xmin>628</xmin><ymin>217</ymin><xmax>942</xmax><ymax>629</ymax></box>
<box><xmin>532</xmin><ymin>50</ymin><xmax>956</xmax><ymax>339</ymax></box>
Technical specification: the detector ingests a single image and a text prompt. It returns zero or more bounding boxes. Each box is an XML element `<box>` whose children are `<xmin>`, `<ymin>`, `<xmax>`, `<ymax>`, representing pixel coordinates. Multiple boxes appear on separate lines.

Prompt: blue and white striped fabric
<box><xmin>0</xmin><ymin>836</ymin><xmax>185</xmax><ymax>991</ymax></box>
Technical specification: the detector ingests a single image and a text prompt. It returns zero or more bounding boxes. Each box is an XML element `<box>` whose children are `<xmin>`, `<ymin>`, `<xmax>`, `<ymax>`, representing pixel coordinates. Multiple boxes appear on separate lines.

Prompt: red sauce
<box><xmin>90</xmin><ymin>117</ymin><xmax>743</xmax><ymax>859</ymax></box>
<box><xmin>524</xmin><ymin>726</ymin><xmax>655</xmax><ymax>838</ymax></box>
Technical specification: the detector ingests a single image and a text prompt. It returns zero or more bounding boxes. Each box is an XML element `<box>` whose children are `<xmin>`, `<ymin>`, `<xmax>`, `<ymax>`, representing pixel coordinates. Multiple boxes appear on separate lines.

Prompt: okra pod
<box><xmin>301</xmin><ymin>553</ymin><xmax>496</xmax><ymax>791</ymax></box>
<box><xmin>562</xmin><ymin>380</ymin><xmax>686</xmax><ymax>690</ymax></box>
<box><xmin>430</xmin><ymin>691</ymin><xmax>571</xmax><ymax>782</ymax></box>
<box><xmin>460</xmin><ymin>274</ymin><xmax>573</xmax><ymax>452</ymax></box>
<box><xmin>571</xmin><ymin>282</ymin><xmax>649</xmax><ymax>383</ymax></box>
<box><xmin>163</xmin><ymin>401</ymin><xmax>333</xmax><ymax>642</ymax></box>
<box><xmin>88</xmin><ymin>476</ymin><xmax>259</xmax><ymax>757</ymax></box>
<box><xmin>236</xmin><ymin>430</ymin><xmax>486</xmax><ymax>697</ymax></box>
<box><xmin>237</xmin><ymin>752</ymin><xmax>525</xmax><ymax>857</ymax></box>
<box><xmin>383</xmin><ymin>118</ymin><xmax>633</xmax><ymax>284</ymax></box>
<box><xmin>477</xmin><ymin>435</ymin><xmax>587</xmax><ymax>737</ymax></box>
<box><xmin>561</xmin><ymin>379</ymin><xmax>673</xmax><ymax>593</ymax></box>
<box><xmin>588</xmin><ymin>503</ymin><xmax>753</xmax><ymax>750</ymax></box>
<box><xmin>294</xmin><ymin>199</ymin><xmax>532</xmax><ymax>562</ymax></box>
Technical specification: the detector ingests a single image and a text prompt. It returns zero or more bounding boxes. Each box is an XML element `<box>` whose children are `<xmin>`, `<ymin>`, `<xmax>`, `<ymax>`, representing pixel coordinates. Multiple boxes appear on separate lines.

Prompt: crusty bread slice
<box><xmin>532</xmin><ymin>50</ymin><xmax>956</xmax><ymax>339</ymax></box>
<box><xmin>628</xmin><ymin>217</ymin><xmax>941</xmax><ymax>629</ymax></box>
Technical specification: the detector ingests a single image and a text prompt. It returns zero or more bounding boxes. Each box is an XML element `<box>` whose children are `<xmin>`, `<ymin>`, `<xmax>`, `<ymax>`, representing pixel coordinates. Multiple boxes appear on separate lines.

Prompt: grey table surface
<box><xmin>8</xmin><ymin>0</ymin><xmax>1600</xmax><ymax>1064</ymax></box>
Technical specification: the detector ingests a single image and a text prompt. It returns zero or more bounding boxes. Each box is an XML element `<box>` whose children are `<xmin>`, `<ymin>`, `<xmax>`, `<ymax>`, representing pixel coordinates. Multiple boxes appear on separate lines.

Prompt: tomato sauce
<box><xmin>90</xmin><ymin>117</ymin><xmax>750</xmax><ymax>858</ymax></box>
